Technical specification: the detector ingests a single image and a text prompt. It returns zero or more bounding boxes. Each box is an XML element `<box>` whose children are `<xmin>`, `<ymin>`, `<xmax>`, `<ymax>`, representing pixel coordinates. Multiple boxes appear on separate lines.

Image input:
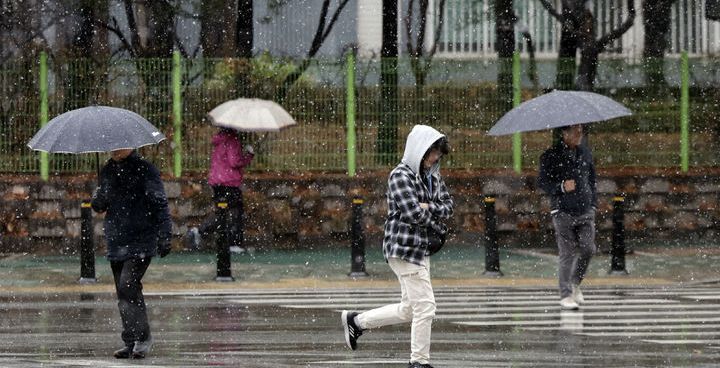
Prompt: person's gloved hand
<box><xmin>244</xmin><ymin>144</ymin><xmax>254</xmax><ymax>154</ymax></box>
<box><xmin>158</xmin><ymin>238</ymin><xmax>171</xmax><ymax>258</ymax></box>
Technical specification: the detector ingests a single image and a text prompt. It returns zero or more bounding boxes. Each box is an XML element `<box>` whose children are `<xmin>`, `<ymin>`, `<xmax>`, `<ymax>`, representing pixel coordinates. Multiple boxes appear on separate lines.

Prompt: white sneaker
<box><xmin>560</xmin><ymin>296</ymin><xmax>579</xmax><ymax>310</ymax></box>
<box><xmin>572</xmin><ymin>285</ymin><xmax>585</xmax><ymax>304</ymax></box>
<box><xmin>184</xmin><ymin>227</ymin><xmax>201</xmax><ymax>250</ymax></box>
<box><xmin>229</xmin><ymin>246</ymin><xmax>246</xmax><ymax>254</ymax></box>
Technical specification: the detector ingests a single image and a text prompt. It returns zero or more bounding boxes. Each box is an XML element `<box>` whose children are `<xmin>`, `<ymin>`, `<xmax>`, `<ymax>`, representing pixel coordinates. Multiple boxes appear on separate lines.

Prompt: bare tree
<box><xmin>278</xmin><ymin>0</ymin><xmax>352</xmax><ymax>99</ymax></box>
<box><xmin>403</xmin><ymin>0</ymin><xmax>446</xmax><ymax>88</ymax></box>
<box><xmin>0</xmin><ymin>0</ymin><xmax>58</xmax><ymax>61</ymax></box>
<box><xmin>539</xmin><ymin>0</ymin><xmax>635</xmax><ymax>91</ymax></box>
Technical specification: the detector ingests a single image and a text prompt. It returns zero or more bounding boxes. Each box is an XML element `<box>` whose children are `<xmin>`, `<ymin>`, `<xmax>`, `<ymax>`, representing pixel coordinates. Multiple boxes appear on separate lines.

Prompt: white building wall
<box><xmin>356</xmin><ymin>0</ymin><xmax>383</xmax><ymax>58</ymax></box>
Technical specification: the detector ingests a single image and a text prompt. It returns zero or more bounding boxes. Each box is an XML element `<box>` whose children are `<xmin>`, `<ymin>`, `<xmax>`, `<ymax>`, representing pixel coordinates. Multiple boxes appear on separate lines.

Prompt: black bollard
<box><xmin>609</xmin><ymin>195</ymin><xmax>629</xmax><ymax>275</ymax></box>
<box><xmin>349</xmin><ymin>196</ymin><xmax>369</xmax><ymax>278</ymax></box>
<box><xmin>483</xmin><ymin>196</ymin><xmax>503</xmax><ymax>277</ymax></box>
<box><xmin>215</xmin><ymin>200</ymin><xmax>234</xmax><ymax>282</ymax></box>
<box><xmin>78</xmin><ymin>200</ymin><xmax>97</xmax><ymax>284</ymax></box>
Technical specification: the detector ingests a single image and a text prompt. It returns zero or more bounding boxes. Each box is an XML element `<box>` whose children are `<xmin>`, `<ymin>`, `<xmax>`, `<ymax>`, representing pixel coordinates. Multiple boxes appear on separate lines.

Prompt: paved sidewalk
<box><xmin>2</xmin><ymin>243</ymin><xmax>719</xmax><ymax>294</ymax></box>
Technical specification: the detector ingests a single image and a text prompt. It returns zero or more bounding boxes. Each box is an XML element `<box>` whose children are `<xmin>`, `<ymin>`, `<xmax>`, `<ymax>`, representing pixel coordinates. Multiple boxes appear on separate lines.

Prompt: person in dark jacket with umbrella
<box><xmin>91</xmin><ymin>148</ymin><xmax>172</xmax><ymax>359</ymax></box>
<box><xmin>537</xmin><ymin>124</ymin><xmax>597</xmax><ymax>310</ymax></box>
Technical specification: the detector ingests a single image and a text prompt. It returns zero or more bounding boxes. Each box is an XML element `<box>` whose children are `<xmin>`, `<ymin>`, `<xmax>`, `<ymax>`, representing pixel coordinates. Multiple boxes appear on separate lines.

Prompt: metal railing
<box><xmin>1</xmin><ymin>52</ymin><xmax>718</xmax><ymax>176</ymax></box>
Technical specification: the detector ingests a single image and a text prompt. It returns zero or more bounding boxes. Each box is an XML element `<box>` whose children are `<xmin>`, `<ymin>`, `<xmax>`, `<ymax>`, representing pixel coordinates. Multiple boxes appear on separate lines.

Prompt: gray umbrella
<box><xmin>487</xmin><ymin>90</ymin><xmax>632</xmax><ymax>136</ymax></box>
<box><xmin>28</xmin><ymin>106</ymin><xmax>165</xmax><ymax>153</ymax></box>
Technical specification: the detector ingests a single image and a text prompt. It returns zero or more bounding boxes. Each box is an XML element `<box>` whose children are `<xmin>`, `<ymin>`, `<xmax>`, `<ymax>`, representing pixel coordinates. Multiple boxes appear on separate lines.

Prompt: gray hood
<box><xmin>401</xmin><ymin>125</ymin><xmax>445</xmax><ymax>176</ymax></box>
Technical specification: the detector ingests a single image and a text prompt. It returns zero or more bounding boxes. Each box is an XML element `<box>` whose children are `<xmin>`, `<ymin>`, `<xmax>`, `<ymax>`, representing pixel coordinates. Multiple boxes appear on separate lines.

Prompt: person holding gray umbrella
<box><xmin>92</xmin><ymin>147</ymin><xmax>172</xmax><ymax>359</ymax></box>
<box><xmin>537</xmin><ymin>124</ymin><xmax>597</xmax><ymax>310</ymax></box>
<box><xmin>487</xmin><ymin>90</ymin><xmax>631</xmax><ymax>310</ymax></box>
<box><xmin>28</xmin><ymin>106</ymin><xmax>171</xmax><ymax>359</ymax></box>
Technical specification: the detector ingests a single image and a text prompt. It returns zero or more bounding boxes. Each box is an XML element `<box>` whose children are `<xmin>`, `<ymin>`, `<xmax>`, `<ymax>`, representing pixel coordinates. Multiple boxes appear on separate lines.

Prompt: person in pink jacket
<box><xmin>186</xmin><ymin>128</ymin><xmax>254</xmax><ymax>253</ymax></box>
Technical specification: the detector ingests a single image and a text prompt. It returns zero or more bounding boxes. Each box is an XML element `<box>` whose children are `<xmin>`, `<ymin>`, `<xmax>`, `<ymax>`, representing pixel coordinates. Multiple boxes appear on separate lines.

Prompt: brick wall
<box><xmin>1</xmin><ymin>170</ymin><xmax>718</xmax><ymax>253</ymax></box>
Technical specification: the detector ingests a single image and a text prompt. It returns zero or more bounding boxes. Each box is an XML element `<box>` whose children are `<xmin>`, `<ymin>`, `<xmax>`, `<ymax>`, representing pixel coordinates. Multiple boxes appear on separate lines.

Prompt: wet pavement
<box><xmin>3</xmin><ymin>285</ymin><xmax>720</xmax><ymax>367</ymax></box>
<box><xmin>2</xmin><ymin>244</ymin><xmax>720</xmax><ymax>367</ymax></box>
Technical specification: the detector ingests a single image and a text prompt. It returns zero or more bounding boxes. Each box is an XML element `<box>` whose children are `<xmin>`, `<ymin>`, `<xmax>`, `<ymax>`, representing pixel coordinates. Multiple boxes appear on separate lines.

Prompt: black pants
<box><xmin>111</xmin><ymin>257</ymin><xmax>152</xmax><ymax>346</ymax></box>
<box><xmin>199</xmin><ymin>185</ymin><xmax>245</xmax><ymax>247</ymax></box>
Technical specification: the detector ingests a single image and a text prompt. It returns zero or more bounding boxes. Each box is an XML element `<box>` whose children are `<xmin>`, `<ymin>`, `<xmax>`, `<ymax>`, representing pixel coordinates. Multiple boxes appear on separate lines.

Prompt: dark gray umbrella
<box><xmin>28</xmin><ymin>106</ymin><xmax>165</xmax><ymax>153</ymax></box>
<box><xmin>27</xmin><ymin>106</ymin><xmax>165</xmax><ymax>177</ymax></box>
<box><xmin>487</xmin><ymin>90</ymin><xmax>632</xmax><ymax>136</ymax></box>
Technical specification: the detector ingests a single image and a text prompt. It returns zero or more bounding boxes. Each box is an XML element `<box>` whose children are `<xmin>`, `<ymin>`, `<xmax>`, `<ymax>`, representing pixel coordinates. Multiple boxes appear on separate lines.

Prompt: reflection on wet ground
<box><xmin>2</xmin><ymin>285</ymin><xmax>720</xmax><ymax>367</ymax></box>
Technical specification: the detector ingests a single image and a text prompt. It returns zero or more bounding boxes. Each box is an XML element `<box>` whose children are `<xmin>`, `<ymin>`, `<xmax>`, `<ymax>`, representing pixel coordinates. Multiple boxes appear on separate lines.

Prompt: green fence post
<box><xmin>512</xmin><ymin>51</ymin><xmax>522</xmax><ymax>174</ymax></box>
<box><xmin>680</xmin><ymin>51</ymin><xmax>689</xmax><ymax>172</ymax></box>
<box><xmin>172</xmin><ymin>51</ymin><xmax>183</xmax><ymax>177</ymax></box>
<box><xmin>346</xmin><ymin>51</ymin><xmax>357</xmax><ymax>177</ymax></box>
<box><xmin>39</xmin><ymin>51</ymin><xmax>49</xmax><ymax>181</ymax></box>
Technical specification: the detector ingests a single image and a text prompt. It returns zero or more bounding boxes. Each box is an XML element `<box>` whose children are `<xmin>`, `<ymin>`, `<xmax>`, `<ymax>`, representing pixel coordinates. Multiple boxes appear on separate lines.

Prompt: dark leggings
<box><xmin>198</xmin><ymin>185</ymin><xmax>245</xmax><ymax>247</ymax></box>
<box><xmin>111</xmin><ymin>257</ymin><xmax>152</xmax><ymax>345</ymax></box>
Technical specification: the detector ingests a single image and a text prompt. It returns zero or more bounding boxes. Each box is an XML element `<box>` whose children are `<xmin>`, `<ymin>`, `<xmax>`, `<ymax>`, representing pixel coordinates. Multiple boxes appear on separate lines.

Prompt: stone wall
<box><xmin>1</xmin><ymin>170</ymin><xmax>718</xmax><ymax>253</ymax></box>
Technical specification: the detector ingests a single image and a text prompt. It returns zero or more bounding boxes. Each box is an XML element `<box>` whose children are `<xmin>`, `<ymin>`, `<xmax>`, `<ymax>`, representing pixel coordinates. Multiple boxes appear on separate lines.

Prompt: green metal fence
<box><xmin>1</xmin><ymin>53</ymin><xmax>719</xmax><ymax>177</ymax></box>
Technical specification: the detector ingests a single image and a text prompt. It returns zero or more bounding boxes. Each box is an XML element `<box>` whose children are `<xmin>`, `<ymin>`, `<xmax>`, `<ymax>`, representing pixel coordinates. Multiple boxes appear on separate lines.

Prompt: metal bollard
<box><xmin>609</xmin><ymin>195</ymin><xmax>629</xmax><ymax>275</ymax></box>
<box><xmin>349</xmin><ymin>196</ymin><xmax>369</xmax><ymax>278</ymax></box>
<box><xmin>78</xmin><ymin>200</ymin><xmax>97</xmax><ymax>284</ymax></box>
<box><xmin>215</xmin><ymin>200</ymin><xmax>234</xmax><ymax>282</ymax></box>
<box><xmin>483</xmin><ymin>196</ymin><xmax>503</xmax><ymax>277</ymax></box>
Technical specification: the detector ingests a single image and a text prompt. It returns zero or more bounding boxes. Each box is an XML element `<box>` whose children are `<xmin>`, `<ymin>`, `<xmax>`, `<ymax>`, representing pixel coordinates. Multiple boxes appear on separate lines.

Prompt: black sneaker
<box><xmin>131</xmin><ymin>336</ymin><xmax>153</xmax><ymax>359</ymax></box>
<box><xmin>113</xmin><ymin>345</ymin><xmax>133</xmax><ymax>359</ymax></box>
<box><xmin>408</xmin><ymin>362</ymin><xmax>434</xmax><ymax>368</ymax></box>
<box><xmin>341</xmin><ymin>310</ymin><xmax>363</xmax><ymax>350</ymax></box>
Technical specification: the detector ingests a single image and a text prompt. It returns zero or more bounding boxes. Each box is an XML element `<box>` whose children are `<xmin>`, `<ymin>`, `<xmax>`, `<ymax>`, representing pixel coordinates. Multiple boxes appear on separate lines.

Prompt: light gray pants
<box><xmin>552</xmin><ymin>209</ymin><xmax>596</xmax><ymax>298</ymax></box>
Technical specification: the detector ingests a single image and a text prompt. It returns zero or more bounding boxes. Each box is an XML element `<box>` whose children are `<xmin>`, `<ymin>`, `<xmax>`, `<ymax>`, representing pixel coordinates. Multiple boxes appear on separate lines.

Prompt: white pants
<box><xmin>356</xmin><ymin>257</ymin><xmax>436</xmax><ymax>365</ymax></box>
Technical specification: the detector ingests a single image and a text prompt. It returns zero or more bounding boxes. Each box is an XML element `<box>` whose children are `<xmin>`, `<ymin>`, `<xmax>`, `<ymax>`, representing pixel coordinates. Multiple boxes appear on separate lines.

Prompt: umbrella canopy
<box><xmin>208</xmin><ymin>98</ymin><xmax>297</xmax><ymax>132</ymax></box>
<box><xmin>487</xmin><ymin>90</ymin><xmax>632</xmax><ymax>136</ymax></box>
<box><xmin>27</xmin><ymin>106</ymin><xmax>165</xmax><ymax>153</ymax></box>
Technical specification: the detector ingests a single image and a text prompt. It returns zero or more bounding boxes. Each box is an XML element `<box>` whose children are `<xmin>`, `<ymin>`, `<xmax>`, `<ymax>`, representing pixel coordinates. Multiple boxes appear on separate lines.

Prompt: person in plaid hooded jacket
<box><xmin>341</xmin><ymin>125</ymin><xmax>453</xmax><ymax>368</ymax></box>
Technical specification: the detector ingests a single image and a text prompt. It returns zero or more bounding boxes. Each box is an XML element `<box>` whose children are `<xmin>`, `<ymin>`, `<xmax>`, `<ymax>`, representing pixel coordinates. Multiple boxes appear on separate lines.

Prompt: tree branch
<box><xmin>122</xmin><ymin>0</ymin><xmax>140</xmax><ymax>55</ymax></box>
<box><xmin>428</xmin><ymin>0</ymin><xmax>446</xmax><ymax>57</ymax></box>
<box><xmin>538</xmin><ymin>0</ymin><xmax>563</xmax><ymax>21</ymax></box>
<box><xmin>307</xmin><ymin>0</ymin><xmax>331</xmax><ymax>58</ymax></box>
<box><xmin>596</xmin><ymin>0</ymin><xmax>636</xmax><ymax>48</ymax></box>
<box><xmin>97</xmin><ymin>17</ymin><xmax>136</xmax><ymax>58</ymax></box>
<box><xmin>405</xmin><ymin>0</ymin><xmax>416</xmax><ymax>57</ymax></box>
<box><xmin>319</xmin><ymin>0</ymin><xmax>351</xmax><ymax>49</ymax></box>
<box><xmin>416</xmin><ymin>0</ymin><xmax>428</xmax><ymax>57</ymax></box>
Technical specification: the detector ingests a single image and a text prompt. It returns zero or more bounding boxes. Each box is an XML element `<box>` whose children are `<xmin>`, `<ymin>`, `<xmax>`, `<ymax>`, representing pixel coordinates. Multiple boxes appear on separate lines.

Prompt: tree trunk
<box><xmin>201</xmin><ymin>0</ymin><xmax>238</xmax><ymax>58</ymax></box>
<box><xmin>236</xmin><ymin>0</ymin><xmax>254</xmax><ymax>57</ymax></box>
<box><xmin>495</xmin><ymin>0</ymin><xmax>515</xmax><ymax>113</ymax></box>
<box><xmin>65</xmin><ymin>0</ymin><xmax>108</xmax><ymax>110</ymax></box>
<box><xmin>576</xmin><ymin>44</ymin><xmax>600</xmax><ymax>91</ymax></box>
<box><xmin>234</xmin><ymin>0</ymin><xmax>254</xmax><ymax>97</ymax></box>
<box><xmin>555</xmin><ymin>2</ymin><xmax>581</xmax><ymax>90</ymax></box>
<box><xmin>642</xmin><ymin>0</ymin><xmax>675</xmax><ymax>87</ymax></box>
<box><xmin>377</xmin><ymin>0</ymin><xmax>399</xmax><ymax>165</ymax></box>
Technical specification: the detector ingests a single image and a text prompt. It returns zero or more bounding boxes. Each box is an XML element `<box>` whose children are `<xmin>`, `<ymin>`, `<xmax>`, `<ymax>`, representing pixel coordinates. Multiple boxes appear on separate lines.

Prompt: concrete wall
<box><xmin>1</xmin><ymin>171</ymin><xmax>718</xmax><ymax>254</ymax></box>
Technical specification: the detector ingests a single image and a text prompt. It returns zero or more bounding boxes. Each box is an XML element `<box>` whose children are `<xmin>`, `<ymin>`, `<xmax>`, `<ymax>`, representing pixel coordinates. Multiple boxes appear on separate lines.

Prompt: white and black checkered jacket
<box><xmin>383</xmin><ymin>162</ymin><xmax>454</xmax><ymax>265</ymax></box>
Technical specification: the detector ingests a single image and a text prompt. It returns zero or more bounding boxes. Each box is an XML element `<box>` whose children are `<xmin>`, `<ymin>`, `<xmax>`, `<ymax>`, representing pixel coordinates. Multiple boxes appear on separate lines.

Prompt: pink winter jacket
<box><xmin>208</xmin><ymin>130</ymin><xmax>254</xmax><ymax>188</ymax></box>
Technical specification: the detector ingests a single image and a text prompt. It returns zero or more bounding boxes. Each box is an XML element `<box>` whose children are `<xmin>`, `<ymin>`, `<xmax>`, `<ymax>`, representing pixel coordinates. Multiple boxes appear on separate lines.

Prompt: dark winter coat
<box><xmin>537</xmin><ymin>141</ymin><xmax>597</xmax><ymax>216</ymax></box>
<box><xmin>91</xmin><ymin>151</ymin><xmax>172</xmax><ymax>261</ymax></box>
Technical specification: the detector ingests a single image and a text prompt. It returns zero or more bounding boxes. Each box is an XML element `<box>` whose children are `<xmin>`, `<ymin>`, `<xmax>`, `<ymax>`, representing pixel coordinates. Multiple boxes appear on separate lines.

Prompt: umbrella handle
<box><xmin>95</xmin><ymin>153</ymin><xmax>100</xmax><ymax>185</ymax></box>
<box><xmin>254</xmin><ymin>133</ymin><xmax>269</xmax><ymax>154</ymax></box>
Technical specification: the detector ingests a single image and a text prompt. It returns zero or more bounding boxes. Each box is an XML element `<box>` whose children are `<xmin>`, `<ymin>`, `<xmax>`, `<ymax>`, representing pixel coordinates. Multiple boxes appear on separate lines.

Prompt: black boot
<box><xmin>113</xmin><ymin>344</ymin><xmax>134</xmax><ymax>359</ymax></box>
